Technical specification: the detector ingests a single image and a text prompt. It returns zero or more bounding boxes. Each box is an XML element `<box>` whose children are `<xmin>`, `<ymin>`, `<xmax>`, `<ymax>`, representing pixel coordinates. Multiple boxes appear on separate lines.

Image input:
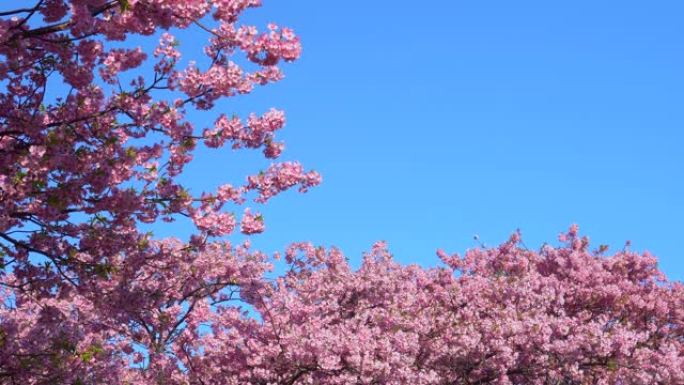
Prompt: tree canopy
<box><xmin>0</xmin><ymin>1</ymin><xmax>682</xmax><ymax>384</ymax></box>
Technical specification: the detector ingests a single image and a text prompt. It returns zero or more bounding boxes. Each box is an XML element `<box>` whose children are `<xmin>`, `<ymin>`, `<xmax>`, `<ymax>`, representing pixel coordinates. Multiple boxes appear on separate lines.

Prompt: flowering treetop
<box><xmin>1</xmin><ymin>1</ymin><xmax>320</xmax><ymax>382</ymax></box>
<box><xmin>0</xmin><ymin>0</ymin><xmax>320</xmax><ymax>293</ymax></box>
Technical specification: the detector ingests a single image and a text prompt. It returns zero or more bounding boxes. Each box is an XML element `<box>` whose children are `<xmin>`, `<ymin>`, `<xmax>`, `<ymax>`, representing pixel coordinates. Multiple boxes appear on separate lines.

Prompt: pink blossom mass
<box><xmin>0</xmin><ymin>1</ymin><xmax>682</xmax><ymax>384</ymax></box>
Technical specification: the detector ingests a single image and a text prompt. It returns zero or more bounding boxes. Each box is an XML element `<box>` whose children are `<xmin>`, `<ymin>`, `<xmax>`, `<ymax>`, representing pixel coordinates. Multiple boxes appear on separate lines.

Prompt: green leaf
<box><xmin>119</xmin><ymin>0</ymin><xmax>130</xmax><ymax>12</ymax></box>
<box><xmin>607</xmin><ymin>358</ymin><xmax>618</xmax><ymax>371</ymax></box>
<box><xmin>46</xmin><ymin>195</ymin><xmax>65</xmax><ymax>210</ymax></box>
<box><xmin>126</xmin><ymin>147</ymin><xmax>137</xmax><ymax>159</ymax></box>
<box><xmin>32</xmin><ymin>180</ymin><xmax>46</xmax><ymax>190</ymax></box>
<box><xmin>80</xmin><ymin>344</ymin><xmax>104</xmax><ymax>363</ymax></box>
<box><xmin>12</xmin><ymin>171</ymin><xmax>26</xmax><ymax>184</ymax></box>
<box><xmin>93</xmin><ymin>263</ymin><xmax>115</xmax><ymax>279</ymax></box>
<box><xmin>182</xmin><ymin>137</ymin><xmax>195</xmax><ymax>148</ymax></box>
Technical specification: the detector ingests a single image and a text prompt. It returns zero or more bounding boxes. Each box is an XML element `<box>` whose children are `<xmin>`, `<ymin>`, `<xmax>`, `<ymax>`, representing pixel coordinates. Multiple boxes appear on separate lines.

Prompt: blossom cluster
<box><xmin>0</xmin><ymin>0</ymin><xmax>317</xmax><ymax>292</ymax></box>
<box><xmin>1</xmin><ymin>225</ymin><xmax>682</xmax><ymax>384</ymax></box>
<box><xmin>0</xmin><ymin>1</ymin><xmax>318</xmax><ymax>382</ymax></box>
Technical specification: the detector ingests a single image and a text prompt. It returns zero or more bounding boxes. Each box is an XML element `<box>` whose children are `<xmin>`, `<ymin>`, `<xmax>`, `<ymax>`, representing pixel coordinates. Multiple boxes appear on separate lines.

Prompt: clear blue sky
<box><xmin>157</xmin><ymin>1</ymin><xmax>684</xmax><ymax>280</ymax></box>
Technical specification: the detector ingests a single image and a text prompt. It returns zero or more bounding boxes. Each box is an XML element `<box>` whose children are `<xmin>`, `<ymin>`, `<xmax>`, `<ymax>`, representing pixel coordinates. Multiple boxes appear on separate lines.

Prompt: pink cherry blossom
<box><xmin>1</xmin><ymin>2</ymin><xmax>681</xmax><ymax>385</ymax></box>
<box><xmin>240</xmin><ymin>208</ymin><xmax>265</xmax><ymax>234</ymax></box>
<box><xmin>0</xmin><ymin>1</ymin><xmax>315</xmax><ymax>381</ymax></box>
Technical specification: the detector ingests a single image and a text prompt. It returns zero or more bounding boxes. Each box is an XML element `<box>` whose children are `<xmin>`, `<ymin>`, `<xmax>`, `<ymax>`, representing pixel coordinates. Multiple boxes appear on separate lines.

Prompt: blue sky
<box><xmin>160</xmin><ymin>1</ymin><xmax>683</xmax><ymax>280</ymax></box>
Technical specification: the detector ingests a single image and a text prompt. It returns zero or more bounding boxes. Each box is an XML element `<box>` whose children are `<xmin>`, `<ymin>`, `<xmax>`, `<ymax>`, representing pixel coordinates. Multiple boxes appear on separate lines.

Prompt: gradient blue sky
<box><xmin>159</xmin><ymin>1</ymin><xmax>683</xmax><ymax>280</ymax></box>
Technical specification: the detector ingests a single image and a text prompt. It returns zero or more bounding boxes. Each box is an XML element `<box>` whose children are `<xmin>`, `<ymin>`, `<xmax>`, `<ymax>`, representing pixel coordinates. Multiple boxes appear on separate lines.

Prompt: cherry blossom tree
<box><xmin>1</xmin><ymin>2</ymin><xmax>682</xmax><ymax>385</ymax></box>
<box><xmin>0</xmin><ymin>0</ymin><xmax>319</xmax><ymax>383</ymax></box>
<box><xmin>246</xmin><ymin>230</ymin><xmax>682</xmax><ymax>385</ymax></box>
